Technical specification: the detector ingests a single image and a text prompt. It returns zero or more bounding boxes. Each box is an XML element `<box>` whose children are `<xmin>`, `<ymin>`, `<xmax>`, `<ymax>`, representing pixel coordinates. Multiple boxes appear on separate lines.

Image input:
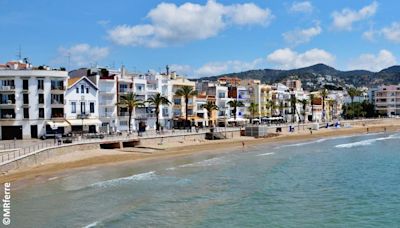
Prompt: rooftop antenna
<box><xmin>17</xmin><ymin>45</ymin><xmax>22</xmax><ymax>60</ymax></box>
<box><xmin>67</xmin><ymin>52</ymin><xmax>71</xmax><ymax>70</ymax></box>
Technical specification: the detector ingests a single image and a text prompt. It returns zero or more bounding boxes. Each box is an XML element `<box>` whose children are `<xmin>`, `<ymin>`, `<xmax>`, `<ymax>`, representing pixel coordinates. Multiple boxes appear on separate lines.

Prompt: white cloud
<box><xmin>289</xmin><ymin>1</ymin><xmax>313</xmax><ymax>14</ymax></box>
<box><xmin>170</xmin><ymin>58</ymin><xmax>264</xmax><ymax>78</ymax></box>
<box><xmin>381</xmin><ymin>22</ymin><xmax>400</xmax><ymax>43</ymax></box>
<box><xmin>331</xmin><ymin>1</ymin><xmax>378</xmax><ymax>31</ymax></box>
<box><xmin>362</xmin><ymin>28</ymin><xmax>377</xmax><ymax>41</ymax></box>
<box><xmin>283</xmin><ymin>22</ymin><xmax>322</xmax><ymax>46</ymax></box>
<box><xmin>348</xmin><ymin>49</ymin><xmax>397</xmax><ymax>72</ymax></box>
<box><xmin>108</xmin><ymin>0</ymin><xmax>273</xmax><ymax>47</ymax></box>
<box><xmin>267</xmin><ymin>48</ymin><xmax>335</xmax><ymax>69</ymax></box>
<box><xmin>226</xmin><ymin>3</ymin><xmax>273</xmax><ymax>26</ymax></box>
<box><xmin>55</xmin><ymin>43</ymin><xmax>109</xmax><ymax>68</ymax></box>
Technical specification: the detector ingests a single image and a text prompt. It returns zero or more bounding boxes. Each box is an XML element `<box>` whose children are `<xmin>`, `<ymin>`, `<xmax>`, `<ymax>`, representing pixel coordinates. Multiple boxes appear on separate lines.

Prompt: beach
<box><xmin>1</xmin><ymin>119</ymin><xmax>400</xmax><ymax>185</ymax></box>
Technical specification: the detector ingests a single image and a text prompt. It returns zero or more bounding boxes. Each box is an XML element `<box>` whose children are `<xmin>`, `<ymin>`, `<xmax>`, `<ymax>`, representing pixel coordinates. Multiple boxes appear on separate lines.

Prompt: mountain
<box><xmin>198</xmin><ymin>64</ymin><xmax>400</xmax><ymax>90</ymax></box>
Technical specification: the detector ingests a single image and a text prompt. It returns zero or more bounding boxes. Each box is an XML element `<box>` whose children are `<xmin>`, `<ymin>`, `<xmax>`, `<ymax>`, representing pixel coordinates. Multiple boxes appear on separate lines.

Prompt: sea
<box><xmin>9</xmin><ymin>132</ymin><xmax>400</xmax><ymax>227</ymax></box>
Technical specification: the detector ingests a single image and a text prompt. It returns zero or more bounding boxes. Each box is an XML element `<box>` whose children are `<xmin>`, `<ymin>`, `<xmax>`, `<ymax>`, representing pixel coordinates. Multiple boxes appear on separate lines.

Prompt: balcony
<box><xmin>0</xmin><ymin>110</ymin><xmax>16</xmax><ymax>120</ymax></box>
<box><xmin>51</xmin><ymin>85</ymin><xmax>66</xmax><ymax>94</ymax></box>
<box><xmin>99</xmin><ymin>101</ymin><xmax>115</xmax><ymax>107</ymax></box>
<box><xmin>51</xmin><ymin>99</ymin><xmax>64</xmax><ymax>107</ymax></box>
<box><xmin>0</xmin><ymin>86</ymin><xmax>15</xmax><ymax>92</ymax></box>
<box><xmin>0</xmin><ymin>99</ymin><xmax>15</xmax><ymax>107</ymax></box>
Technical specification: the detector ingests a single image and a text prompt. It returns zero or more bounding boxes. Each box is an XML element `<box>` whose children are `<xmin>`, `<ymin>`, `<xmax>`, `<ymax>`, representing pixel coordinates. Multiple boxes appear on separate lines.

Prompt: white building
<box><xmin>0</xmin><ymin>60</ymin><xmax>68</xmax><ymax>140</ymax></box>
<box><xmin>65</xmin><ymin>76</ymin><xmax>101</xmax><ymax>133</ymax></box>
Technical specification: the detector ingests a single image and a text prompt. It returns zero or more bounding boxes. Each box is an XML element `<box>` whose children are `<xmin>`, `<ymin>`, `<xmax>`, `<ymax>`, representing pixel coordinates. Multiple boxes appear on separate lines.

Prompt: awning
<box><xmin>67</xmin><ymin>119</ymin><xmax>102</xmax><ymax>126</ymax></box>
<box><xmin>47</xmin><ymin>121</ymin><xmax>70</xmax><ymax>128</ymax></box>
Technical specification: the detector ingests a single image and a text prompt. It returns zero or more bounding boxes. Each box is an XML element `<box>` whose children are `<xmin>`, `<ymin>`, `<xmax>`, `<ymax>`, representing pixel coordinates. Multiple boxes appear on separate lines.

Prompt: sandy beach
<box><xmin>1</xmin><ymin>119</ymin><xmax>400</xmax><ymax>185</ymax></box>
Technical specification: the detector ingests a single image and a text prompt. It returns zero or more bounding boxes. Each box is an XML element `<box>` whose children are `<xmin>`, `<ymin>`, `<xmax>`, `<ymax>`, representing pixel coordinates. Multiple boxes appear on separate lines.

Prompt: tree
<box><xmin>266</xmin><ymin>100</ymin><xmax>277</xmax><ymax>117</ymax></box>
<box><xmin>347</xmin><ymin>87</ymin><xmax>362</xmax><ymax>119</ymax></box>
<box><xmin>175</xmin><ymin>86</ymin><xmax>198</xmax><ymax>128</ymax></box>
<box><xmin>227</xmin><ymin>99</ymin><xmax>244</xmax><ymax>120</ymax></box>
<box><xmin>320</xmin><ymin>89</ymin><xmax>329</xmax><ymax>122</ymax></box>
<box><xmin>201</xmin><ymin>101</ymin><xmax>219</xmax><ymax>127</ymax></box>
<box><xmin>146</xmin><ymin>93</ymin><xmax>171</xmax><ymax>131</ymax></box>
<box><xmin>248</xmin><ymin>102</ymin><xmax>259</xmax><ymax>123</ymax></box>
<box><xmin>118</xmin><ymin>92</ymin><xmax>144</xmax><ymax>133</ymax></box>
<box><xmin>309</xmin><ymin>94</ymin><xmax>315</xmax><ymax>122</ymax></box>
<box><xmin>298</xmin><ymin>99</ymin><xmax>308</xmax><ymax>123</ymax></box>
<box><xmin>327</xmin><ymin>99</ymin><xmax>335</xmax><ymax>121</ymax></box>
<box><xmin>290</xmin><ymin>95</ymin><xmax>298</xmax><ymax>123</ymax></box>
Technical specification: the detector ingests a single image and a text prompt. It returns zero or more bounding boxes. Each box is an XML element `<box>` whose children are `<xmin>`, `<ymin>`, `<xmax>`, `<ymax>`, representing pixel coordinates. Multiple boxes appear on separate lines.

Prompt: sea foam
<box><xmin>256</xmin><ymin>152</ymin><xmax>275</xmax><ymax>156</ymax></box>
<box><xmin>90</xmin><ymin>171</ymin><xmax>156</xmax><ymax>188</ymax></box>
<box><xmin>278</xmin><ymin>138</ymin><xmax>327</xmax><ymax>148</ymax></box>
<box><xmin>179</xmin><ymin>157</ymin><xmax>225</xmax><ymax>168</ymax></box>
<box><xmin>335</xmin><ymin>133</ymin><xmax>400</xmax><ymax>148</ymax></box>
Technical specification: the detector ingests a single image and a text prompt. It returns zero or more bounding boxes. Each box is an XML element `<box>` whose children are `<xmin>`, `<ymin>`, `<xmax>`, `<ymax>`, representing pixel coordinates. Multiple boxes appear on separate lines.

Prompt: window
<box><xmin>218</xmin><ymin>92</ymin><xmax>225</xmax><ymax>98</ymax></box>
<box><xmin>37</xmin><ymin>79</ymin><xmax>44</xmax><ymax>90</ymax></box>
<box><xmin>187</xmin><ymin>109</ymin><xmax>193</xmax><ymax>116</ymax></box>
<box><xmin>23</xmin><ymin>94</ymin><xmax>29</xmax><ymax>104</ymax></box>
<box><xmin>23</xmin><ymin>108</ymin><xmax>29</xmax><ymax>119</ymax></box>
<box><xmin>90</xmin><ymin>102</ymin><xmax>95</xmax><ymax>113</ymax></box>
<box><xmin>39</xmin><ymin>108</ymin><xmax>44</xmax><ymax>118</ymax></box>
<box><xmin>23</xmin><ymin>79</ymin><xmax>29</xmax><ymax>90</ymax></box>
<box><xmin>86</xmin><ymin>88</ymin><xmax>89</xmax><ymax>94</ymax></box>
<box><xmin>174</xmin><ymin>98</ymin><xmax>181</xmax><ymax>105</ymax></box>
<box><xmin>71</xmin><ymin>102</ymin><xmax>76</xmax><ymax>113</ymax></box>
<box><xmin>81</xmin><ymin>102</ymin><xmax>86</xmax><ymax>114</ymax></box>
<box><xmin>81</xmin><ymin>85</ymin><xmax>84</xmax><ymax>93</ymax></box>
<box><xmin>38</xmin><ymin>94</ymin><xmax>44</xmax><ymax>104</ymax></box>
<box><xmin>76</xmin><ymin>87</ymin><xmax>79</xmax><ymax>93</ymax></box>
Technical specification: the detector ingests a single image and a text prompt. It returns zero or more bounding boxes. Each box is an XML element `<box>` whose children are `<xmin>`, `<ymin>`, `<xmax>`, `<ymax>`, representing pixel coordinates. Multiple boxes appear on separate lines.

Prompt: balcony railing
<box><xmin>0</xmin><ymin>100</ymin><xmax>15</xmax><ymax>105</ymax></box>
<box><xmin>0</xmin><ymin>86</ymin><xmax>15</xmax><ymax>91</ymax></box>
<box><xmin>0</xmin><ymin>113</ymin><xmax>16</xmax><ymax>119</ymax></box>
<box><xmin>51</xmin><ymin>86</ymin><xmax>66</xmax><ymax>91</ymax></box>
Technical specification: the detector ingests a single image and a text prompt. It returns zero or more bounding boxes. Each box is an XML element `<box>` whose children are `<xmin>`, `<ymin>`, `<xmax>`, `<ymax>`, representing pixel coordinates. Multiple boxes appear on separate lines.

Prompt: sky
<box><xmin>1</xmin><ymin>0</ymin><xmax>400</xmax><ymax>77</ymax></box>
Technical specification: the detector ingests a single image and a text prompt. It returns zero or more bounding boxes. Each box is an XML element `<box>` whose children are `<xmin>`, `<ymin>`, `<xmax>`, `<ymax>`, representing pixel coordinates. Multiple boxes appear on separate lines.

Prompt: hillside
<box><xmin>199</xmin><ymin>64</ymin><xmax>400</xmax><ymax>90</ymax></box>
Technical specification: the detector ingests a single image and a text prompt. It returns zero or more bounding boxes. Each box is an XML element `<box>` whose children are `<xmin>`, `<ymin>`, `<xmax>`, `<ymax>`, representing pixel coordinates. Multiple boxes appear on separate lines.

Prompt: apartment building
<box><xmin>0</xmin><ymin>60</ymin><xmax>68</xmax><ymax>140</ymax></box>
<box><xmin>371</xmin><ymin>85</ymin><xmax>400</xmax><ymax>116</ymax></box>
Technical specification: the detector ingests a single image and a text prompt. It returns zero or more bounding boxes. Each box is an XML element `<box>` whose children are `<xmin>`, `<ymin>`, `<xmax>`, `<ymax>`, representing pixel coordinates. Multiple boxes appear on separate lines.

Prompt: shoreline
<box><xmin>1</xmin><ymin>122</ymin><xmax>400</xmax><ymax>186</ymax></box>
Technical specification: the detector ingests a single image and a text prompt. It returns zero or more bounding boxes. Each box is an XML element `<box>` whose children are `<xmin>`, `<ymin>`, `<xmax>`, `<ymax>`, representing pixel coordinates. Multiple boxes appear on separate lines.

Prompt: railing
<box><xmin>0</xmin><ymin>86</ymin><xmax>15</xmax><ymax>91</ymax></box>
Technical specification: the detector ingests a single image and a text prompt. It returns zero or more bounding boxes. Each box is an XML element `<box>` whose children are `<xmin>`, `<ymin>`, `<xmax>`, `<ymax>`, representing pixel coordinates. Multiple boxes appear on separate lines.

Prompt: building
<box><xmin>371</xmin><ymin>85</ymin><xmax>400</xmax><ymax>116</ymax></box>
<box><xmin>0</xmin><ymin>60</ymin><xmax>68</xmax><ymax>140</ymax></box>
<box><xmin>65</xmin><ymin>76</ymin><xmax>101</xmax><ymax>134</ymax></box>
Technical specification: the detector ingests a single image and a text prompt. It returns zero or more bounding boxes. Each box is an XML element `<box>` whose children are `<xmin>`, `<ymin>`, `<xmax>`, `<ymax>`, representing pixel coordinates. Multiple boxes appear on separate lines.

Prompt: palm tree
<box><xmin>175</xmin><ymin>86</ymin><xmax>198</xmax><ymax>128</ymax></box>
<box><xmin>227</xmin><ymin>99</ymin><xmax>244</xmax><ymax>120</ymax></box>
<box><xmin>320</xmin><ymin>88</ymin><xmax>329</xmax><ymax>122</ymax></box>
<box><xmin>248</xmin><ymin>102</ymin><xmax>259</xmax><ymax>123</ymax></box>
<box><xmin>347</xmin><ymin>87</ymin><xmax>361</xmax><ymax>119</ymax></box>
<box><xmin>309</xmin><ymin>93</ymin><xmax>315</xmax><ymax>122</ymax></box>
<box><xmin>146</xmin><ymin>93</ymin><xmax>171</xmax><ymax>131</ymax></box>
<box><xmin>290</xmin><ymin>95</ymin><xmax>298</xmax><ymax>123</ymax></box>
<box><xmin>118</xmin><ymin>92</ymin><xmax>144</xmax><ymax>133</ymax></box>
<box><xmin>201</xmin><ymin>101</ymin><xmax>219</xmax><ymax>127</ymax></box>
<box><xmin>298</xmin><ymin>99</ymin><xmax>308</xmax><ymax>123</ymax></box>
<box><xmin>265</xmin><ymin>100</ymin><xmax>277</xmax><ymax>117</ymax></box>
<box><xmin>327</xmin><ymin>99</ymin><xmax>335</xmax><ymax>121</ymax></box>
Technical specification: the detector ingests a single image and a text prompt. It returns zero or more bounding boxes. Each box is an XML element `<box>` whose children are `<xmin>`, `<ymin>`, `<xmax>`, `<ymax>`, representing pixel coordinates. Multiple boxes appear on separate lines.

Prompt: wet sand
<box><xmin>1</xmin><ymin>121</ymin><xmax>400</xmax><ymax>185</ymax></box>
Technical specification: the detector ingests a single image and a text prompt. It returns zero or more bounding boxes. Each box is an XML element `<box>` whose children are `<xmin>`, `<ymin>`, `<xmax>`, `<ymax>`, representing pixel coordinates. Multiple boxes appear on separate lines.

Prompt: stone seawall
<box><xmin>0</xmin><ymin>130</ymin><xmax>242</xmax><ymax>172</ymax></box>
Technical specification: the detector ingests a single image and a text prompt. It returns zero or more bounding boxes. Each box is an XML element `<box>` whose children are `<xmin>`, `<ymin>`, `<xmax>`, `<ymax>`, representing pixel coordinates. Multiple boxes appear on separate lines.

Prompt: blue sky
<box><xmin>0</xmin><ymin>0</ymin><xmax>399</xmax><ymax>77</ymax></box>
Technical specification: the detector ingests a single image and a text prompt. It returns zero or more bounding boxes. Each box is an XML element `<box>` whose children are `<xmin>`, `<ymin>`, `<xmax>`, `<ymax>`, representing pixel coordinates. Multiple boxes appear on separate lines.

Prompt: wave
<box><xmin>90</xmin><ymin>171</ymin><xmax>156</xmax><ymax>188</ymax></box>
<box><xmin>256</xmin><ymin>152</ymin><xmax>275</xmax><ymax>156</ymax></box>
<box><xmin>278</xmin><ymin>138</ymin><xmax>327</xmax><ymax>148</ymax></box>
<box><xmin>179</xmin><ymin>157</ymin><xmax>225</xmax><ymax>168</ymax></box>
<box><xmin>82</xmin><ymin>221</ymin><xmax>98</xmax><ymax>228</ymax></box>
<box><xmin>335</xmin><ymin>133</ymin><xmax>400</xmax><ymax>148</ymax></box>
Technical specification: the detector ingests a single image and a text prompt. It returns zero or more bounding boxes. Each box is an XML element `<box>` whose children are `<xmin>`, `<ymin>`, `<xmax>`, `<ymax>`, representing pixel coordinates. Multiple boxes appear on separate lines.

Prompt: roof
<box><xmin>67</xmin><ymin>76</ymin><xmax>98</xmax><ymax>90</ymax></box>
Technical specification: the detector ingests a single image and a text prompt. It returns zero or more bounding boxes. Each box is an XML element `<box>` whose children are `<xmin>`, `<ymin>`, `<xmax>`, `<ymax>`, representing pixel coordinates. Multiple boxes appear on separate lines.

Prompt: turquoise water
<box><xmin>10</xmin><ymin>132</ymin><xmax>400</xmax><ymax>227</ymax></box>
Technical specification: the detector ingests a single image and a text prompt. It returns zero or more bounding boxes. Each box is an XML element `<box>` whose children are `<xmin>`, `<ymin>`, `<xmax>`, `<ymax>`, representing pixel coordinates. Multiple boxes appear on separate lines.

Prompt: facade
<box><xmin>0</xmin><ymin>61</ymin><xmax>68</xmax><ymax>140</ymax></box>
<box><xmin>65</xmin><ymin>76</ymin><xmax>101</xmax><ymax>134</ymax></box>
<box><xmin>371</xmin><ymin>85</ymin><xmax>400</xmax><ymax>116</ymax></box>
